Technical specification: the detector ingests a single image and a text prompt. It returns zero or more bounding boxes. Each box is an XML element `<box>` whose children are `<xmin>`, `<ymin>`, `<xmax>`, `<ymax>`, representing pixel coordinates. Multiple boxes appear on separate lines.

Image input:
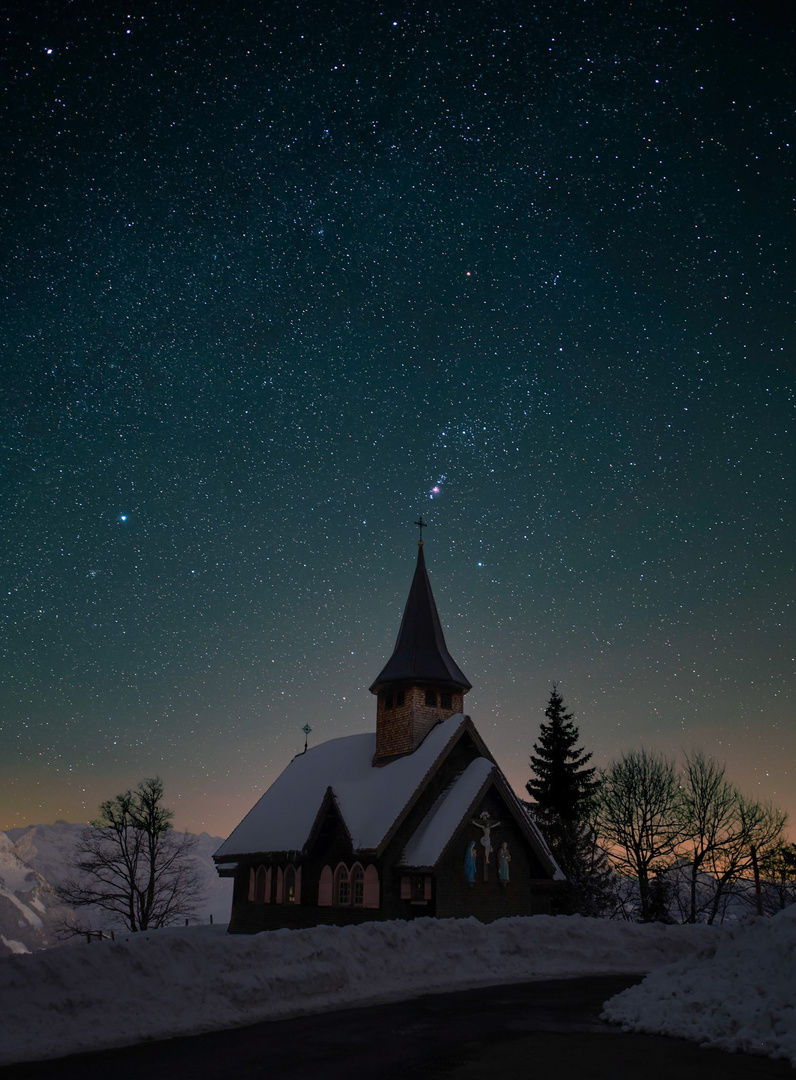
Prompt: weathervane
<box><xmin>414</xmin><ymin>516</ymin><xmax>428</xmax><ymax>543</ymax></box>
<box><xmin>302</xmin><ymin>723</ymin><xmax>312</xmax><ymax>753</ymax></box>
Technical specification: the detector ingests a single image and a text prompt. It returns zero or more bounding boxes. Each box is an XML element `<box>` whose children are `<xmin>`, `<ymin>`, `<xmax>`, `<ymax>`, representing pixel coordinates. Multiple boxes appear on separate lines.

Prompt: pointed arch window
<box><xmin>334</xmin><ymin>863</ymin><xmax>351</xmax><ymax>906</ymax></box>
<box><xmin>254</xmin><ymin>865</ymin><xmax>269</xmax><ymax>903</ymax></box>
<box><xmin>363</xmin><ymin>865</ymin><xmax>380</xmax><ymax>909</ymax></box>
<box><xmin>318</xmin><ymin>865</ymin><xmax>333</xmax><ymax>906</ymax></box>
<box><xmin>284</xmin><ymin>864</ymin><xmax>301</xmax><ymax>904</ymax></box>
<box><xmin>351</xmin><ymin>863</ymin><xmax>365</xmax><ymax>906</ymax></box>
<box><xmin>275</xmin><ymin>866</ymin><xmax>284</xmax><ymax>904</ymax></box>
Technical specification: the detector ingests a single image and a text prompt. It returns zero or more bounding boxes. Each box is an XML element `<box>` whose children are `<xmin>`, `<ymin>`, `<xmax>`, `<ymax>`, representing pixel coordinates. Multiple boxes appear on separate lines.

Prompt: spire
<box><xmin>369</xmin><ymin>541</ymin><xmax>471</xmax><ymax>695</ymax></box>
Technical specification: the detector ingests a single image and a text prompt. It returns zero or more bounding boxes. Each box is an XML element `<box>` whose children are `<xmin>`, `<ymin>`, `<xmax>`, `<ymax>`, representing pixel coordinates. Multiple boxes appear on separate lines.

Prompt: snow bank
<box><xmin>0</xmin><ymin>915</ymin><xmax>714</xmax><ymax>1065</ymax></box>
<box><xmin>602</xmin><ymin>903</ymin><xmax>796</xmax><ymax>1066</ymax></box>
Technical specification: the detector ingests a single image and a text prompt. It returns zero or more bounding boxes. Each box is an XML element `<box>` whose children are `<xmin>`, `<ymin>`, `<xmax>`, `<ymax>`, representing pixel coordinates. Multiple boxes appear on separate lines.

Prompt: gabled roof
<box><xmin>369</xmin><ymin>542</ymin><xmax>471</xmax><ymax>694</ymax></box>
<box><xmin>399</xmin><ymin>757</ymin><xmax>564</xmax><ymax>879</ymax></box>
<box><xmin>215</xmin><ymin>711</ymin><xmax>564</xmax><ymax>881</ymax></box>
<box><xmin>400</xmin><ymin>757</ymin><xmax>494</xmax><ymax>868</ymax></box>
<box><xmin>215</xmin><ymin>713</ymin><xmax>473</xmax><ymax>860</ymax></box>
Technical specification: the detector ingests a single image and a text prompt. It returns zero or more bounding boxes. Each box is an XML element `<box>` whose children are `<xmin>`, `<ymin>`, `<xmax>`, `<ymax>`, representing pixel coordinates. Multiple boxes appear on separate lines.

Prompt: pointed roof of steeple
<box><xmin>369</xmin><ymin>542</ymin><xmax>471</xmax><ymax>694</ymax></box>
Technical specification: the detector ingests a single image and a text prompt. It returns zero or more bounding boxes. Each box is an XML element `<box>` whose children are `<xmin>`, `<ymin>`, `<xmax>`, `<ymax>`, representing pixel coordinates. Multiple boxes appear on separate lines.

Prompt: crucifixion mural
<box><xmin>471</xmin><ymin>811</ymin><xmax>501</xmax><ymax>881</ymax></box>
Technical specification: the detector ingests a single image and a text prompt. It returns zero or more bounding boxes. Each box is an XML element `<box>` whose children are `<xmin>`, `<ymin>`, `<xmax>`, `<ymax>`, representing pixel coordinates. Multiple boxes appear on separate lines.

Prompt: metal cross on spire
<box><xmin>414</xmin><ymin>516</ymin><xmax>428</xmax><ymax>543</ymax></box>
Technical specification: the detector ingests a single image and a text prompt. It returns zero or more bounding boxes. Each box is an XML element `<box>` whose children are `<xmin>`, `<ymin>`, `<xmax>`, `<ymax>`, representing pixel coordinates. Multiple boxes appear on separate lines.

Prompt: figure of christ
<box><xmin>471</xmin><ymin>812</ymin><xmax>501</xmax><ymax>881</ymax></box>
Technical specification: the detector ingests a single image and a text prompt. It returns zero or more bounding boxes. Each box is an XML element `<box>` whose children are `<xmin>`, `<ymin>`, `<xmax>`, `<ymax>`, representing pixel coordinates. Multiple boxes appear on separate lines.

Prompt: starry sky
<box><xmin>2</xmin><ymin>0</ymin><xmax>793</xmax><ymax>839</ymax></box>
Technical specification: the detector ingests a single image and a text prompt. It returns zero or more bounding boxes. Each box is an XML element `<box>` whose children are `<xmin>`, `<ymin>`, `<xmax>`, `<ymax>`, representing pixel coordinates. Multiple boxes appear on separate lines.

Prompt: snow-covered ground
<box><xmin>602</xmin><ymin>902</ymin><xmax>796</xmax><ymax>1066</ymax></box>
<box><xmin>0</xmin><ymin>914</ymin><xmax>716</xmax><ymax>1065</ymax></box>
<box><xmin>1</xmin><ymin>822</ymin><xmax>792</xmax><ymax>1068</ymax></box>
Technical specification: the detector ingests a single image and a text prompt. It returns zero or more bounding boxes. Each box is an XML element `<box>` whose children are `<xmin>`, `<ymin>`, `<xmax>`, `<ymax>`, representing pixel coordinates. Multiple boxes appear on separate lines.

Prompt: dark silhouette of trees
<box><xmin>526</xmin><ymin>685</ymin><xmax>609</xmax><ymax>915</ymax></box>
<box><xmin>673</xmin><ymin>752</ymin><xmax>786</xmax><ymax>923</ymax></box>
<box><xmin>595</xmin><ymin>748</ymin><xmax>786</xmax><ymax>923</ymax></box>
<box><xmin>676</xmin><ymin>751</ymin><xmax>737</xmax><ymax>923</ymax></box>
<box><xmin>595</xmin><ymin>749</ymin><xmax>685</xmax><ymax>922</ymax></box>
<box><xmin>758</xmin><ymin>842</ymin><xmax>796</xmax><ymax>913</ymax></box>
<box><xmin>699</xmin><ymin>791</ymin><xmax>786</xmax><ymax>924</ymax></box>
<box><xmin>526</xmin><ymin>684</ymin><xmax>599</xmax><ymax>821</ymax></box>
<box><xmin>58</xmin><ymin>777</ymin><xmax>203</xmax><ymax>932</ymax></box>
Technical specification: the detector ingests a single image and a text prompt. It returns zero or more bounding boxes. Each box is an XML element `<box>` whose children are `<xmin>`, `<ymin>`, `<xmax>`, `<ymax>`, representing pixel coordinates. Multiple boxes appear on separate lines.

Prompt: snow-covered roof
<box><xmin>215</xmin><ymin>714</ymin><xmax>471</xmax><ymax>858</ymax></box>
<box><xmin>400</xmin><ymin>757</ymin><xmax>494</xmax><ymax>868</ymax></box>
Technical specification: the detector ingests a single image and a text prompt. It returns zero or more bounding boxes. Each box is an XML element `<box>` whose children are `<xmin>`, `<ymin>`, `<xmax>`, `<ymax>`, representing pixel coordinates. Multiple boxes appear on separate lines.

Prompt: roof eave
<box><xmin>397</xmin><ymin>764</ymin><xmax>495</xmax><ymax>870</ymax></box>
<box><xmin>373</xmin><ymin>714</ymin><xmax>474</xmax><ymax>854</ymax></box>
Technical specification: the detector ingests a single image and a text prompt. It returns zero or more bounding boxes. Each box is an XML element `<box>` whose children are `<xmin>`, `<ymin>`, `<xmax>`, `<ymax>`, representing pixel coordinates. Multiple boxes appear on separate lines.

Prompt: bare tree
<box><xmin>757</xmin><ymin>842</ymin><xmax>796</xmax><ymax>914</ymax></box>
<box><xmin>596</xmin><ymin>749</ymin><xmax>685</xmax><ymax>921</ymax></box>
<box><xmin>58</xmin><ymin>777</ymin><xmax>203</xmax><ymax>932</ymax></box>
<box><xmin>677</xmin><ymin>751</ymin><xmax>738</xmax><ymax>923</ymax></box>
<box><xmin>701</xmin><ymin>792</ymin><xmax>786</xmax><ymax>924</ymax></box>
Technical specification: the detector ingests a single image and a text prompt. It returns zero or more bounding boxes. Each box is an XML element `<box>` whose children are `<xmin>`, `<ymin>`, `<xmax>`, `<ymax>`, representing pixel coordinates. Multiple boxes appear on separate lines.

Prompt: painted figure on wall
<box><xmin>465</xmin><ymin>841</ymin><xmax>477</xmax><ymax>883</ymax></box>
<box><xmin>471</xmin><ymin>811</ymin><xmax>501</xmax><ymax>865</ymax></box>
<box><xmin>498</xmin><ymin>842</ymin><xmax>511</xmax><ymax>883</ymax></box>
<box><xmin>471</xmin><ymin>811</ymin><xmax>501</xmax><ymax>881</ymax></box>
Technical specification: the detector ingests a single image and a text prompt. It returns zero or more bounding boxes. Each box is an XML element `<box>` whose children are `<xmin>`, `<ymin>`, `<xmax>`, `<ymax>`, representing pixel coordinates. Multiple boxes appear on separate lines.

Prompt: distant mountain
<box><xmin>0</xmin><ymin>822</ymin><xmax>232</xmax><ymax>956</ymax></box>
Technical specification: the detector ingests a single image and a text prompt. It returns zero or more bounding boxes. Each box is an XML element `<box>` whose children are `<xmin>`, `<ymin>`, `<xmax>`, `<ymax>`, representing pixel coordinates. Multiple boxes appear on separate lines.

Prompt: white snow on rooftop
<box><xmin>401</xmin><ymin>757</ymin><xmax>493</xmax><ymax>867</ymax></box>
<box><xmin>216</xmin><ymin>714</ymin><xmax>470</xmax><ymax>857</ymax></box>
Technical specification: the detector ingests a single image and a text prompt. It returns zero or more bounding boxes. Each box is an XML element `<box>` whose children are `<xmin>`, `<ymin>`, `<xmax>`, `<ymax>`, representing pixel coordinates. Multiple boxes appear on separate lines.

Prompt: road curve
<box><xmin>0</xmin><ymin>974</ymin><xmax>791</xmax><ymax>1080</ymax></box>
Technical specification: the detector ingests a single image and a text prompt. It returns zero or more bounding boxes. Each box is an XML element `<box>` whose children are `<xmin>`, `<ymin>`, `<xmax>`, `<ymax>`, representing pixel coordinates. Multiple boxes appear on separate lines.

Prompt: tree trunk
<box><xmin>750</xmin><ymin>845</ymin><xmax>763</xmax><ymax>916</ymax></box>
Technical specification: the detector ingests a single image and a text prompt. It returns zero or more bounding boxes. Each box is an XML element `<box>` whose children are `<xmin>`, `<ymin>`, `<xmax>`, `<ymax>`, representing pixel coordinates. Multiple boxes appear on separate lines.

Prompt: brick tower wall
<box><xmin>374</xmin><ymin>685</ymin><xmax>464</xmax><ymax>762</ymax></box>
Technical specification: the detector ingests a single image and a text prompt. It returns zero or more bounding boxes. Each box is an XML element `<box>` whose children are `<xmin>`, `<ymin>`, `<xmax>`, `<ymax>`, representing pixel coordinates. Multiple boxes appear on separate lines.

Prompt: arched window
<box><xmin>275</xmin><ymin>866</ymin><xmax>284</xmax><ymax>904</ymax></box>
<box><xmin>334</xmin><ymin>863</ymin><xmax>351</xmax><ymax>906</ymax></box>
<box><xmin>351</xmin><ymin>863</ymin><xmax>365</xmax><ymax>906</ymax></box>
<box><xmin>363</xmin><ymin>865</ymin><xmax>380</xmax><ymax>909</ymax></box>
<box><xmin>254</xmin><ymin>865</ymin><xmax>269</xmax><ymax>903</ymax></box>
<box><xmin>318</xmin><ymin>865</ymin><xmax>333</xmax><ymax>907</ymax></box>
<box><xmin>284</xmin><ymin>864</ymin><xmax>297</xmax><ymax>904</ymax></box>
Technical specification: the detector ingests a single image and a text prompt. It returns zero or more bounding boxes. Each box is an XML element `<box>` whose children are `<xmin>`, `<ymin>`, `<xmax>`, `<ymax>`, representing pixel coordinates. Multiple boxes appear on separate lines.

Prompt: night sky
<box><xmin>2</xmin><ymin>1</ymin><xmax>793</xmax><ymax>839</ymax></box>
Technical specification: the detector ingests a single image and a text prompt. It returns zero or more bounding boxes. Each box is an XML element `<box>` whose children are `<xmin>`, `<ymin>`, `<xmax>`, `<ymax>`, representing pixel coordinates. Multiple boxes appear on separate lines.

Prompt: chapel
<box><xmin>214</xmin><ymin>538</ymin><xmax>564</xmax><ymax>931</ymax></box>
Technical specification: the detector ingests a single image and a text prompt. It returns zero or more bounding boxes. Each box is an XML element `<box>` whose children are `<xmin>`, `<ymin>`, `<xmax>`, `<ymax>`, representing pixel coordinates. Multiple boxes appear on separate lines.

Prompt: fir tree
<box><xmin>526</xmin><ymin>686</ymin><xmax>610</xmax><ymax>916</ymax></box>
<box><xmin>526</xmin><ymin>684</ymin><xmax>599</xmax><ymax>821</ymax></box>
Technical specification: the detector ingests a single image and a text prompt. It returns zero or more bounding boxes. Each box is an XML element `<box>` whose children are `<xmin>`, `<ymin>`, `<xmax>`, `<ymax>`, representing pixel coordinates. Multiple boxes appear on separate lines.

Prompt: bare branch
<box><xmin>595</xmin><ymin>748</ymin><xmax>685</xmax><ymax>921</ymax></box>
<box><xmin>56</xmin><ymin>777</ymin><xmax>204</xmax><ymax>932</ymax></box>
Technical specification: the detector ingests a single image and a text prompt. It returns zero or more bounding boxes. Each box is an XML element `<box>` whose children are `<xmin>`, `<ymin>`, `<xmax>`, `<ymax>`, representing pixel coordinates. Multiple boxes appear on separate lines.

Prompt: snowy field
<box><xmin>0</xmin><ymin>908</ymin><xmax>792</xmax><ymax>1068</ymax></box>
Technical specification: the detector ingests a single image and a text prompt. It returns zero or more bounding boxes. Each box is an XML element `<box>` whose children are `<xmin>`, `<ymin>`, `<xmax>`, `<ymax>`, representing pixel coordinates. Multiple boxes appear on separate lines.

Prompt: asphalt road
<box><xmin>1</xmin><ymin>975</ymin><xmax>792</xmax><ymax>1079</ymax></box>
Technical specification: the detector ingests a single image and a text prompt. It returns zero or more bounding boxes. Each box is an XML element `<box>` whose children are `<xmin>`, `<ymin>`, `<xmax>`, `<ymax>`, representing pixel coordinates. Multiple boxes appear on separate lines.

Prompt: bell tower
<box><xmin>369</xmin><ymin>538</ymin><xmax>471</xmax><ymax>764</ymax></box>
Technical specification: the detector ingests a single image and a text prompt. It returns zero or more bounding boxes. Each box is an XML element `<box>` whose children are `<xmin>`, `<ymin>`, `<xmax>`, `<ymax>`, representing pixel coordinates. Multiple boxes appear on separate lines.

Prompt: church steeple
<box><xmin>370</xmin><ymin>540</ymin><xmax>470</xmax><ymax>764</ymax></box>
